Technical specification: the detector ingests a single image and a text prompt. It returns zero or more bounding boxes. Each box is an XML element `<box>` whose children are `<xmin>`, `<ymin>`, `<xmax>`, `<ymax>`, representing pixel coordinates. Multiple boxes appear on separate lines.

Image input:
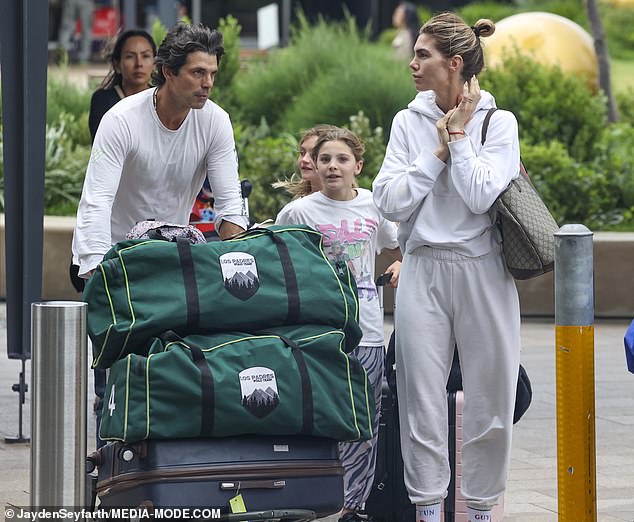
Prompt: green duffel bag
<box><xmin>84</xmin><ymin>225</ymin><xmax>361</xmax><ymax>369</ymax></box>
<box><xmin>99</xmin><ymin>325</ymin><xmax>375</xmax><ymax>443</ymax></box>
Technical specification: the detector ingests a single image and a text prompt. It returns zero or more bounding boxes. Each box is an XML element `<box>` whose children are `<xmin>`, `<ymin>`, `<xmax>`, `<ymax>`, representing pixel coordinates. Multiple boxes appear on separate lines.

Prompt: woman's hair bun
<box><xmin>473</xmin><ymin>18</ymin><xmax>495</xmax><ymax>38</ymax></box>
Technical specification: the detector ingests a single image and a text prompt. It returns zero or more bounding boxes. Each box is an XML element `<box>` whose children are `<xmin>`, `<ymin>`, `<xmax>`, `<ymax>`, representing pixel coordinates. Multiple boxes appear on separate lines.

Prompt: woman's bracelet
<box><xmin>448</xmin><ymin>130</ymin><xmax>465</xmax><ymax>136</ymax></box>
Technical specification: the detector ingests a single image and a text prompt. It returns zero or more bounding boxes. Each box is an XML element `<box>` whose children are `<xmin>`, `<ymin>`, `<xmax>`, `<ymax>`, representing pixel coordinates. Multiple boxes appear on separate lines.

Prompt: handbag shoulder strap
<box><xmin>482</xmin><ymin>107</ymin><xmax>533</xmax><ymax>186</ymax></box>
<box><xmin>481</xmin><ymin>107</ymin><xmax>498</xmax><ymax>145</ymax></box>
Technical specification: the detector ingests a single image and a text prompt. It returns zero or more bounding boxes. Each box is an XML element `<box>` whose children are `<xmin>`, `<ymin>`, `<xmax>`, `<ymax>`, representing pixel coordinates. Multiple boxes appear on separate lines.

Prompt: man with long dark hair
<box><xmin>72</xmin><ymin>22</ymin><xmax>247</xmax><ymax>279</ymax></box>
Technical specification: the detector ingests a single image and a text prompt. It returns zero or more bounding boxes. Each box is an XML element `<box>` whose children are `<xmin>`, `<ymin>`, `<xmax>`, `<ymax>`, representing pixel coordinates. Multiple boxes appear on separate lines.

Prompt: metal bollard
<box><xmin>554</xmin><ymin>224</ymin><xmax>597</xmax><ymax>521</ymax></box>
<box><xmin>31</xmin><ymin>301</ymin><xmax>88</xmax><ymax>508</ymax></box>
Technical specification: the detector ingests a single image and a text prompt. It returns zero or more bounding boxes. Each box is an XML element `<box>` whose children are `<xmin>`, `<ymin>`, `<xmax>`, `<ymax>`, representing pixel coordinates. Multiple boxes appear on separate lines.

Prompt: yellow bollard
<box><xmin>554</xmin><ymin>224</ymin><xmax>596</xmax><ymax>521</ymax></box>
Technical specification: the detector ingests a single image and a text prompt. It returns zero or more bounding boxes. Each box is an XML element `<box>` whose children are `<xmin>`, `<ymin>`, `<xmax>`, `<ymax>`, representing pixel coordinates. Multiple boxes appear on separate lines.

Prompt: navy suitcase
<box><xmin>94</xmin><ymin>435</ymin><xmax>344</xmax><ymax>517</ymax></box>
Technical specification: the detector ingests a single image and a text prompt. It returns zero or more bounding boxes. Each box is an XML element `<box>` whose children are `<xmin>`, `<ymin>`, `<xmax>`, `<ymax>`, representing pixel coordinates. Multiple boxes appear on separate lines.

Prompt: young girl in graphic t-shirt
<box><xmin>275</xmin><ymin>127</ymin><xmax>402</xmax><ymax>521</ymax></box>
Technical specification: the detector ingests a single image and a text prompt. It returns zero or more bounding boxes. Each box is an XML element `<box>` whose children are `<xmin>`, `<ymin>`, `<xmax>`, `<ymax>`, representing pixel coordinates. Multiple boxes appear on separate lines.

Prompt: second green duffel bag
<box><xmin>99</xmin><ymin>325</ymin><xmax>375</xmax><ymax>443</ymax></box>
<box><xmin>84</xmin><ymin>225</ymin><xmax>362</xmax><ymax>369</ymax></box>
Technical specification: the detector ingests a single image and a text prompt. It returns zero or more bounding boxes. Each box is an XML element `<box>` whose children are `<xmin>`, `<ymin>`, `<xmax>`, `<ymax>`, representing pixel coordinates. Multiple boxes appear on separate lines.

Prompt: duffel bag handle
<box><xmin>276</xmin><ymin>334</ymin><xmax>314</xmax><ymax>434</ymax></box>
<box><xmin>160</xmin><ymin>330</ymin><xmax>215</xmax><ymax>437</ymax></box>
<box><xmin>227</xmin><ymin>227</ymin><xmax>301</xmax><ymax>325</ymax></box>
<box><xmin>175</xmin><ymin>238</ymin><xmax>201</xmax><ymax>331</ymax></box>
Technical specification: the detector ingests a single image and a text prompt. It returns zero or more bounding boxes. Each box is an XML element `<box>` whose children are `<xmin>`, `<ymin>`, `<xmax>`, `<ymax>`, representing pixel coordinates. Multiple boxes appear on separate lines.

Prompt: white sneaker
<box><xmin>467</xmin><ymin>506</ymin><xmax>492</xmax><ymax>522</ymax></box>
<box><xmin>415</xmin><ymin>503</ymin><xmax>441</xmax><ymax>522</ymax></box>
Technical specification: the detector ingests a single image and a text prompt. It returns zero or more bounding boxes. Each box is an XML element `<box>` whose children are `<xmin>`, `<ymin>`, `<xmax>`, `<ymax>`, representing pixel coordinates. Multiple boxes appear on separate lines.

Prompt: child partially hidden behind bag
<box><xmin>275</xmin><ymin>126</ymin><xmax>402</xmax><ymax>522</ymax></box>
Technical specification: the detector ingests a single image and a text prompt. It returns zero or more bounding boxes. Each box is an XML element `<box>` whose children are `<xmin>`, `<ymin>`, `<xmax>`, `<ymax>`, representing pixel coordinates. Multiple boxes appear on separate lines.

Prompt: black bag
<box><xmin>444</xmin><ymin>347</ymin><xmax>532</xmax><ymax>424</ymax></box>
<box><xmin>385</xmin><ymin>334</ymin><xmax>532</xmax><ymax>421</ymax></box>
<box><xmin>363</xmin><ymin>377</ymin><xmax>414</xmax><ymax>522</ymax></box>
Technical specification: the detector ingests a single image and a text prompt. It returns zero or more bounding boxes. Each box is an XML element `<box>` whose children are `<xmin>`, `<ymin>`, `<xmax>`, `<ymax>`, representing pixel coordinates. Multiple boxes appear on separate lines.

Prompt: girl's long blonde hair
<box><xmin>273</xmin><ymin>124</ymin><xmax>338</xmax><ymax>199</ymax></box>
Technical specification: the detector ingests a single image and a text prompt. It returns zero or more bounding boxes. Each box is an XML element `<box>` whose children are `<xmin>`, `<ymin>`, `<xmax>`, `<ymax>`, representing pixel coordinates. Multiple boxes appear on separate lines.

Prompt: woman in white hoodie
<box><xmin>372</xmin><ymin>12</ymin><xmax>521</xmax><ymax>522</ymax></box>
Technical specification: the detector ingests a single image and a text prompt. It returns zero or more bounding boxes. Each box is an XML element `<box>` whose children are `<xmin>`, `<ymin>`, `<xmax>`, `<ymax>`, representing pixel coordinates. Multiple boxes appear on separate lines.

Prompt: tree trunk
<box><xmin>586</xmin><ymin>0</ymin><xmax>619</xmax><ymax>122</ymax></box>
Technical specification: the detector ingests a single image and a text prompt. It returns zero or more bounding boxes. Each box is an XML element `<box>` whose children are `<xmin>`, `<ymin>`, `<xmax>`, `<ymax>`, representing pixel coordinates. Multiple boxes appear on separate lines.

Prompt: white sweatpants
<box><xmin>394</xmin><ymin>245</ymin><xmax>520</xmax><ymax>510</ymax></box>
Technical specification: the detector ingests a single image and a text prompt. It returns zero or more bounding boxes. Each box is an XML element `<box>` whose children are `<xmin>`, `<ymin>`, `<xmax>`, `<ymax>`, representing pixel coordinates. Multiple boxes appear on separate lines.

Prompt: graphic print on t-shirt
<box><xmin>315</xmin><ymin>217</ymin><xmax>378</xmax><ymax>301</ymax></box>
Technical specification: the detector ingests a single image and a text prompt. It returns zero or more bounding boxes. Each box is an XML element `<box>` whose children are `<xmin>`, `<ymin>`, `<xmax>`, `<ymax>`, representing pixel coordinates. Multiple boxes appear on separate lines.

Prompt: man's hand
<box><xmin>218</xmin><ymin>220</ymin><xmax>246</xmax><ymax>240</ymax></box>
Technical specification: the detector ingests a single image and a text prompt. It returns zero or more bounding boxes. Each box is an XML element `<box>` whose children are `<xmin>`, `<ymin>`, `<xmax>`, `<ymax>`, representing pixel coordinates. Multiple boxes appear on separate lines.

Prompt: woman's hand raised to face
<box><xmin>434</xmin><ymin>108</ymin><xmax>456</xmax><ymax>161</ymax></box>
<box><xmin>447</xmin><ymin>76</ymin><xmax>481</xmax><ymax>131</ymax></box>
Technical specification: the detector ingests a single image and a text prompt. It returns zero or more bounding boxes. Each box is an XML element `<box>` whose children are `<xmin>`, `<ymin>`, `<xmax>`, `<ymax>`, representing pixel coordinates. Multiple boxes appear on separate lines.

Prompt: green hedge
<box><xmin>480</xmin><ymin>54</ymin><xmax>607</xmax><ymax>163</ymax></box>
<box><xmin>231</xmin><ymin>13</ymin><xmax>413</xmax><ymax>136</ymax></box>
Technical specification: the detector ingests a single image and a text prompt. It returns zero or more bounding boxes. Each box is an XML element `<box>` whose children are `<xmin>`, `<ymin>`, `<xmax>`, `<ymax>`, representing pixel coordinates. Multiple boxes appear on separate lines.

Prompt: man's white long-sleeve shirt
<box><xmin>72</xmin><ymin>88</ymin><xmax>248</xmax><ymax>275</ymax></box>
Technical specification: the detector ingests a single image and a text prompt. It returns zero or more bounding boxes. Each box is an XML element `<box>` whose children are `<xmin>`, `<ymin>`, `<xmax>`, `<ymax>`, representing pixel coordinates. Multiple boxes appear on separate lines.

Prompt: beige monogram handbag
<box><xmin>482</xmin><ymin>109</ymin><xmax>559</xmax><ymax>280</ymax></box>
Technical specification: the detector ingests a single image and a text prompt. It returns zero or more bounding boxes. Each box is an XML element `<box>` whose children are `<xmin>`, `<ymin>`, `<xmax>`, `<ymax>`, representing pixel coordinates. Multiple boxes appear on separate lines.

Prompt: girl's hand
<box><xmin>384</xmin><ymin>260</ymin><xmax>401</xmax><ymax>288</ymax></box>
<box><xmin>448</xmin><ymin>76</ymin><xmax>481</xmax><ymax>131</ymax></box>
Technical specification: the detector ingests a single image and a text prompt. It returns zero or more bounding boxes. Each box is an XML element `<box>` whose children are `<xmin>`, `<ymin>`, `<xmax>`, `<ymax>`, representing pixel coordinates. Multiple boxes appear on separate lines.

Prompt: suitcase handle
<box><xmin>220</xmin><ymin>479</ymin><xmax>287</xmax><ymax>490</ymax></box>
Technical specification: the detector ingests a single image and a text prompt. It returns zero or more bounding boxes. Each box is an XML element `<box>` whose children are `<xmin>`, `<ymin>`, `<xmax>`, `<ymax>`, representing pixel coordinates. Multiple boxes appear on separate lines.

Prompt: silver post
<box><xmin>31</xmin><ymin>301</ymin><xmax>87</xmax><ymax>508</ymax></box>
<box><xmin>554</xmin><ymin>224</ymin><xmax>597</xmax><ymax>521</ymax></box>
<box><xmin>554</xmin><ymin>224</ymin><xmax>594</xmax><ymax>325</ymax></box>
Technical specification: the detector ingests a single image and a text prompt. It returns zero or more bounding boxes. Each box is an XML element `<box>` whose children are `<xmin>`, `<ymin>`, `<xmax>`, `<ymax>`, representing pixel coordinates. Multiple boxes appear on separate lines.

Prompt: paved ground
<box><xmin>1</xmin><ymin>301</ymin><xmax>633</xmax><ymax>520</ymax></box>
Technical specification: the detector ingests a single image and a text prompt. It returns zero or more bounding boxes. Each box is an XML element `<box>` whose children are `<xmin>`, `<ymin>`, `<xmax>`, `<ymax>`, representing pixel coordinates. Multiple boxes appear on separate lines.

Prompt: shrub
<box><xmin>480</xmin><ymin>54</ymin><xmax>607</xmax><ymax>162</ymax></box>
<box><xmin>514</xmin><ymin>0</ymin><xmax>588</xmax><ymax>27</ymax></box>
<box><xmin>212</xmin><ymin>14</ymin><xmax>242</xmax><ymax>109</ymax></box>
<box><xmin>152</xmin><ymin>17</ymin><xmax>168</xmax><ymax>48</ymax></box>
<box><xmin>0</xmin><ymin>115</ymin><xmax>90</xmax><ymax>214</ymax></box>
<box><xmin>232</xmin><ymin>13</ymin><xmax>368</xmax><ymax>130</ymax></box>
<box><xmin>46</xmin><ymin>74</ymin><xmax>92</xmax><ymax>146</ymax></box>
<box><xmin>593</xmin><ymin>123</ymin><xmax>634</xmax><ymax>209</ymax></box>
<box><xmin>348</xmin><ymin>111</ymin><xmax>386</xmax><ymax>189</ymax></box>
<box><xmin>599</xmin><ymin>4</ymin><xmax>634</xmax><ymax>60</ymax></box>
<box><xmin>234</xmin><ymin>122</ymin><xmax>297</xmax><ymax>223</ymax></box>
<box><xmin>521</xmin><ymin>140</ymin><xmax>622</xmax><ymax>228</ymax></box>
<box><xmin>616</xmin><ymin>87</ymin><xmax>634</xmax><ymax>126</ymax></box>
<box><xmin>278</xmin><ymin>43</ymin><xmax>413</xmax><ymax>137</ymax></box>
<box><xmin>43</xmin><ymin>114</ymin><xmax>91</xmax><ymax>215</ymax></box>
<box><xmin>456</xmin><ymin>2</ymin><xmax>519</xmax><ymax>25</ymax></box>
<box><xmin>377</xmin><ymin>27</ymin><xmax>398</xmax><ymax>46</ymax></box>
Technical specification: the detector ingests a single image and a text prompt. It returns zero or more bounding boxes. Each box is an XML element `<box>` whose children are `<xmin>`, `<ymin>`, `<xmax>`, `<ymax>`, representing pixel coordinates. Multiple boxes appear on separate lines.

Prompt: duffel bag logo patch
<box><xmin>239</xmin><ymin>366</ymin><xmax>279</xmax><ymax>418</ymax></box>
<box><xmin>220</xmin><ymin>252</ymin><xmax>260</xmax><ymax>300</ymax></box>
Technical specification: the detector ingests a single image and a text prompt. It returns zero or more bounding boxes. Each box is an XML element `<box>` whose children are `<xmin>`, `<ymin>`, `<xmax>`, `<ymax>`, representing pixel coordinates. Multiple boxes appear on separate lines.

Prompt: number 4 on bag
<box><xmin>108</xmin><ymin>384</ymin><xmax>116</xmax><ymax>416</ymax></box>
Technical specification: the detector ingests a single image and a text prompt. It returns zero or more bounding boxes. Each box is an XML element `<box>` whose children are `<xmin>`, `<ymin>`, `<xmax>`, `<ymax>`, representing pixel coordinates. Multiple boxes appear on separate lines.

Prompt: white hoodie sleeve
<box><xmin>372</xmin><ymin>112</ymin><xmax>446</xmax><ymax>223</ymax></box>
<box><xmin>448</xmin><ymin>109</ymin><xmax>520</xmax><ymax>214</ymax></box>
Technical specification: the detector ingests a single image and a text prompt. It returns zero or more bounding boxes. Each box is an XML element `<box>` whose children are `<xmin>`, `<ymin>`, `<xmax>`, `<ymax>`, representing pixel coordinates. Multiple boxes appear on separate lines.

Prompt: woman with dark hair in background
<box><xmin>88</xmin><ymin>28</ymin><xmax>157</xmax><ymax>141</ymax></box>
<box><xmin>391</xmin><ymin>2</ymin><xmax>420</xmax><ymax>60</ymax></box>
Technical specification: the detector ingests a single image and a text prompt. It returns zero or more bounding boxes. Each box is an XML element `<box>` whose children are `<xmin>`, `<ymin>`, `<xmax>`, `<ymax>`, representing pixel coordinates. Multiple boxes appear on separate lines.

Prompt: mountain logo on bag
<box><xmin>219</xmin><ymin>252</ymin><xmax>260</xmax><ymax>300</ymax></box>
<box><xmin>239</xmin><ymin>366</ymin><xmax>279</xmax><ymax>417</ymax></box>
